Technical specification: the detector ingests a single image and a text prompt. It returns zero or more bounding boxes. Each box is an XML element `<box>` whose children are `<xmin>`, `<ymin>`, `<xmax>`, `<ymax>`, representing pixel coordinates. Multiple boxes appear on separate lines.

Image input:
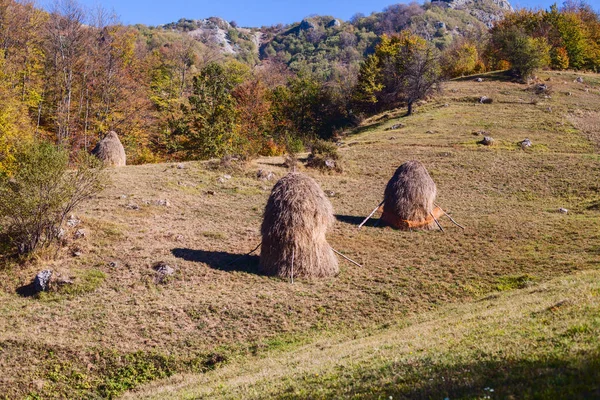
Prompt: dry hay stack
<box><xmin>260</xmin><ymin>172</ymin><xmax>338</xmax><ymax>278</ymax></box>
<box><xmin>91</xmin><ymin>131</ymin><xmax>126</xmax><ymax>167</ymax></box>
<box><xmin>382</xmin><ymin>160</ymin><xmax>441</xmax><ymax>230</ymax></box>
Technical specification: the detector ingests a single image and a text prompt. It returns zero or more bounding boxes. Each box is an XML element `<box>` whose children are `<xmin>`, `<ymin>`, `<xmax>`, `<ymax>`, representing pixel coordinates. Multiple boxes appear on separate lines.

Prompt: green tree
<box><xmin>490</xmin><ymin>25</ymin><xmax>550</xmax><ymax>80</ymax></box>
<box><xmin>352</xmin><ymin>54</ymin><xmax>383</xmax><ymax>113</ymax></box>
<box><xmin>176</xmin><ymin>62</ymin><xmax>240</xmax><ymax>159</ymax></box>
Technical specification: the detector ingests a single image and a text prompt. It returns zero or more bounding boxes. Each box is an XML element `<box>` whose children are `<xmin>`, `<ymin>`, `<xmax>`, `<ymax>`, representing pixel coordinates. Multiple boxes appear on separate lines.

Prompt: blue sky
<box><xmin>65</xmin><ymin>0</ymin><xmax>576</xmax><ymax>27</ymax></box>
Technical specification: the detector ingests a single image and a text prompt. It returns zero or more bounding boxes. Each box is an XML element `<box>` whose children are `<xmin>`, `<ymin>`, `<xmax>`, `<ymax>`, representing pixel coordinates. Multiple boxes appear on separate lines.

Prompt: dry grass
<box><xmin>260</xmin><ymin>173</ymin><xmax>338</xmax><ymax>278</ymax></box>
<box><xmin>382</xmin><ymin>160</ymin><xmax>438</xmax><ymax>230</ymax></box>
<box><xmin>92</xmin><ymin>131</ymin><xmax>127</xmax><ymax>167</ymax></box>
<box><xmin>0</xmin><ymin>70</ymin><xmax>599</xmax><ymax>398</ymax></box>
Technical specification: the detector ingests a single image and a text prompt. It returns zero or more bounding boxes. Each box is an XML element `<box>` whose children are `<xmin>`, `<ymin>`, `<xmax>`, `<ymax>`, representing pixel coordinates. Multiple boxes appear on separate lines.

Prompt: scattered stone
<box><xmin>475</xmin><ymin>77</ymin><xmax>483</xmax><ymax>82</ymax></box>
<box><xmin>443</xmin><ymin>103</ymin><xmax>449</xmax><ymax>107</ymax></box>
<box><xmin>324</xmin><ymin>190</ymin><xmax>336</xmax><ymax>197</ymax></box>
<box><xmin>153</xmin><ymin>262</ymin><xmax>175</xmax><ymax>283</ymax></box>
<box><xmin>547</xmin><ymin>107</ymin><xmax>552</xmax><ymax>113</ymax></box>
<box><xmin>576</xmin><ymin>77</ymin><xmax>584</xmax><ymax>83</ymax></box>
<box><xmin>324</xmin><ymin>159</ymin><xmax>336</xmax><ymax>169</ymax></box>
<box><xmin>66</xmin><ymin>215</ymin><xmax>80</xmax><ymax>227</ymax></box>
<box><xmin>426</xmin><ymin>130</ymin><xmax>434</xmax><ymax>134</ymax></box>
<box><xmin>108</xmin><ymin>261</ymin><xmax>119</xmax><ymax>268</ymax></box>
<box><xmin>155</xmin><ymin>199</ymin><xmax>170</xmax><ymax>207</ymax></box>
<box><xmin>175</xmin><ymin>234</ymin><xmax>184</xmax><ymax>242</ymax></box>
<box><xmin>535</xmin><ymin>83</ymin><xmax>548</xmax><ymax>92</ymax></box>
<box><xmin>558</xmin><ymin>208</ymin><xmax>569</xmax><ymax>214</ymax></box>
<box><xmin>206</xmin><ymin>190</ymin><xmax>216</xmax><ymax>195</ymax></box>
<box><xmin>567</xmin><ymin>91</ymin><xmax>572</xmax><ymax>96</ymax></box>
<box><xmin>217</xmin><ymin>177</ymin><xmax>226</xmax><ymax>183</ymax></box>
<box><xmin>56</xmin><ymin>228</ymin><xmax>66</xmax><ymax>239</ymax></box>
<box><xmin>126</xmin><ymin>203</ymin><xmax>140</xmax><ymax>210</ymax></box>
<box><xmin>584</xmin><ymin>88</ymin><xmax>589</xmax><ymax>93</ymax></box>
<box><xmin>176</xmin><ymin>163</ymin><xmax>185</xmax><ymax>169</ymax></box>
<box><xmin>473</xmin><ymin>130</ymin><xmax>488</xmax><ymax>136</ymax></box>
<box><xmin>72</xmin><ymin>250</ymin><xmax>82</xmax><ymax>257</ymax></box>
<box><xmin>119</xmin><ymin>194</ymin><xmax>128</xmax><ymax>200</ymax></box>
<box><xmin>479</xmin><ymin>136</ymin><xmax>495</xmax><ymax>146</ymax></box>
<box><xmin>388</xmin><ymin>136</ymin><xmax>397</xmax><ymax>140</ymax></box>
<box><xmin>479</xmin><ymin>96</ymin><xmax>493</xmax><ymax>104</ymax></box>
<box><xmin>74</xmin><ymin>229</ymin><xmax>86</xmax><ymax>239</ymax></box>
<box><xmin>519</xmin><ymin>138</ymin><xmax>532</xmax><ymax>149</ymax></box>
<box><xmin>385</xmin><ymin>123</ymin><xmax>405</xmax><ymax>131</ymax></box>
<box><xmin>546</xmin><ymin>77</ymin><xmax>552</xmax><ymax>81</ymax></box>
<box><xmin>257</xmin><ymin>169</ymin><xmax>274</xmax><ymax>181</ymax></box>
<box><xmin>33</xmin><ymin>270</ymin><xmax>53</xmax><ymax>293</ymax></box>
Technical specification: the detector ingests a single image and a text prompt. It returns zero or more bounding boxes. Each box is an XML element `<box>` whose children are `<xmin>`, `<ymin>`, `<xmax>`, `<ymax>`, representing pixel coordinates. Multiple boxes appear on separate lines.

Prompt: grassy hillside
<box><xmin>0</xmin><ymin>70</ymin><xmax>599</xmax><ymax>398</ymax></box>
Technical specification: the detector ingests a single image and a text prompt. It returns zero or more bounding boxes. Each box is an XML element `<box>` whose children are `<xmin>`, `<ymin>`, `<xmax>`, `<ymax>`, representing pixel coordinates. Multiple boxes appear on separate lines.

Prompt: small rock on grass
<box><xmin>257</xmin><ymin>169</ymin><xmax>274</xmax><ymax>181</ymax></box>
<box><xmin>34</xmin><ymin>270</ymin><xmax>53</xmax><ymax>292</ymax></box>
<box><xmin>479</xmin><ymin>136</ymin><xmax>495</xmax><ymax>146</ymax></box>
<box><xmin>153</xmin><ymin>262</ymin><xmax>175</xmax><ymax>284</ymax></box>
<box><xmin>559</xmin><ymin>208</ymin><xmax>569</xmax><ymax>214</ymax></box>
<box><xmin>74</xmin><ymin>229</ymin><xmax>86</xmax><ymax>239</ymax></box>
<box><xmin>519</xmin><ymin>138</ymin><xmax>532</xmax><ymax>148</ymax></box>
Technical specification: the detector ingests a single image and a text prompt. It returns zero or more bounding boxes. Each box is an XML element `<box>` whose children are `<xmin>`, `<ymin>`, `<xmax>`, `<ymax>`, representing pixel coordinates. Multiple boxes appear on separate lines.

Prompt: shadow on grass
<box><xmin>171</xmin><ymin>248</ymin><xmax>261</xmax><ymax>274</ymax></box>
<box><xmin>346</xmin><ymin>119</ymin><xmax>391</xmax><ymax>137</ymax></box>
<box><xmin>452</xmin><ymin>70</ymin><xmax>516</xmax><ymax>82</ymax></box>
<box><xmin>15</xmin><ymin>282</ymin><xmax>37</xmax><ymax>297</ymax></box>
<box><xmin>335</xmin><ymin>214</ymin><xmax>382</xmax><ymax>228</ymax></box>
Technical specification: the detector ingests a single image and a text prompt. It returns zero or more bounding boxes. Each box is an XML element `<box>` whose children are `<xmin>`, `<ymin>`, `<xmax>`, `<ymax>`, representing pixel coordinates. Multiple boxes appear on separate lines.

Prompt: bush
<box><xmin>306</xmin><ymin>140</ymin><xmax>343</xmax><ymax>172</ymax></box>
<box><xmin>0</xmin><ymin>141</ymin><xmax>106</xmax><ymax>255</ymax></box>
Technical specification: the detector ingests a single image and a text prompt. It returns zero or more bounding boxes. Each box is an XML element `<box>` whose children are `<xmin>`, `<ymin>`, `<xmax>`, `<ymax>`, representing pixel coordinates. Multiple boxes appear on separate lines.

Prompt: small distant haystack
<box><xmin>91</xmin><ymin>131</ymin><xmax>126</xmax><ymax>167</ymax></box>
<box><xmin>260</xmin><ymin>173</ymin><xmax>338</xmax><ymax>278</ymax></box>
<box><xmin>382</xmin><ymin>160</ymin><xmax>441</xmax><ymax>230</ymax></box>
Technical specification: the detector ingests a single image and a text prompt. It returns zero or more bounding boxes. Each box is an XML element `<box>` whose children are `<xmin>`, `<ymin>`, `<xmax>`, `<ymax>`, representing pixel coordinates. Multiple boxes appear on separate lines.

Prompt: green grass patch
<box><xmin>496</xmin><ymin>274</ymin><xmax>536</xmax><ymax>291</ymax></box>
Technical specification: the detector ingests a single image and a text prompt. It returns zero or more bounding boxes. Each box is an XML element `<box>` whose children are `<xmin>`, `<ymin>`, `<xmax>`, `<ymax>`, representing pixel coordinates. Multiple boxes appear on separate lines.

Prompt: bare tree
<box><xmin>45</xmin><ymin>0</ymin><xmax>86</xmax><ymax>144</ymax></box>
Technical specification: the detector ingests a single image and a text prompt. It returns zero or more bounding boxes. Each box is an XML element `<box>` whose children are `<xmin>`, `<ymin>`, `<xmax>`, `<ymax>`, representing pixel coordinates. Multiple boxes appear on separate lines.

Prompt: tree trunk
<box><xmin>407</xmin><ymin>101</ymin><xmax>413</xmax><ymax>116</ymax></box>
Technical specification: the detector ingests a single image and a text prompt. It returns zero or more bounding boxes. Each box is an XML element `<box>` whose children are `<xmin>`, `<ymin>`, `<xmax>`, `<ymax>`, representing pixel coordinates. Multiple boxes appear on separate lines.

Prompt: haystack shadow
<box><xmin>171</xmin><ymin>248</ymin><xmax>261</xmax><ymax>274</ymax></box>
<box><xmin>335</xmin><ymin>214</ymin><xmax>383</xmax><ymax>228</ymax></box>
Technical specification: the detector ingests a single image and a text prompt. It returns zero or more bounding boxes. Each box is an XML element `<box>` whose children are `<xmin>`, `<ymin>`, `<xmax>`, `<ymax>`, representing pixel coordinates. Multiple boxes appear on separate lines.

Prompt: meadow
<box><xmin>0</xmin><ymin>70</ymin><xmax>599</xmax><ymax>399</ymax></box>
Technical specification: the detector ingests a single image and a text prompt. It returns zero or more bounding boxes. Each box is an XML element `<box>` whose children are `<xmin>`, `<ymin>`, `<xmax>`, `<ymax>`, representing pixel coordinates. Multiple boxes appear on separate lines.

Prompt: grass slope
<box><xmin>128</xmin><ymin>269</ymin><xmax>600</xmax><ymax>399</ymax></box>
<box><xmin>0</xmin><ymin>70</ymin><xmax>599</xmax><ymax>398</ymax></box>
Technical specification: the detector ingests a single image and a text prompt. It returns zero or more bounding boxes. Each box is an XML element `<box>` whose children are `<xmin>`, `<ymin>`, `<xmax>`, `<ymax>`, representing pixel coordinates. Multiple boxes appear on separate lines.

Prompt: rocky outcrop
<box><xmin>435</xmin><ymin>0</ymin><xmax>513</xmax><ymax>28</ymax></box>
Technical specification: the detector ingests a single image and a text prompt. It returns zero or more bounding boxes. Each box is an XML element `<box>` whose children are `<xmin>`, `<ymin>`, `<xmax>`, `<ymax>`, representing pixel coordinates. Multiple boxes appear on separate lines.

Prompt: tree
<box><xmin>354</xmin><ymin>31</ymin><xmax>442</xmax><ymax>115</ymax></box>
<box><xmin>176</xmin><ymin>62</ymin><xmax>241</xmax><ymax>159</ymax></box>
<box><xmin>490</xmin><ymin>25</ymin><xmax>550</xmax><ymax>80</ymax></box>
<box><xmin>352</xmin><ymin>54</ymin><xmax>383</xmax><ymax>113</ymax></box>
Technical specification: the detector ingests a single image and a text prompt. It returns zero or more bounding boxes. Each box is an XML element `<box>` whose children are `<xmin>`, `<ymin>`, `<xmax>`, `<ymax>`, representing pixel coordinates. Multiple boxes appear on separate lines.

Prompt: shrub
<box><xmin>0</xmin><ymin>141</ymin><xmax>106</xmax><ymax>255</ymax></box>
<box><xmin>306</xmin><ymin>140</ymin><xmax>343</xmax><ymax>172</ymax></box>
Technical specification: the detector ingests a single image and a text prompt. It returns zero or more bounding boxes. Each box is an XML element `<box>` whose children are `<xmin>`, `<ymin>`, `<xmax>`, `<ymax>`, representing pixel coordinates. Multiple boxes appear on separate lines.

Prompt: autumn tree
<box><xmin>490</xmin><ymin>24</ymin><xmax>550</xmax><ymax>80</ymax></box>
<box><xmin>176</xmin><ymin>62</ymin><xmax>247</xmax><ymax>159</ymax></box>
<box><xmin>354</xmin><ymin>32</ymin><xmax>442</xmax><ymax>115</ymax></box>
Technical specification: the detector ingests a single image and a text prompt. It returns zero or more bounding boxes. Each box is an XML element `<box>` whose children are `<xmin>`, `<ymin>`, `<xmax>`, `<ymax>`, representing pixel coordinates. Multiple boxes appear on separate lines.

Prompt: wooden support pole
<box><xmin>358</xmin><ymin>201</ymin><xmax>385</xmax><ymax>229</ymax></box>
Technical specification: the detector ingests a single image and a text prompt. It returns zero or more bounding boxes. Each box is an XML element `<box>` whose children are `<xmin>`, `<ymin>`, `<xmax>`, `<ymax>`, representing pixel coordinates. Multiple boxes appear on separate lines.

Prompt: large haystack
<box><xmin>381</xmin><ymin>160</ymin><xmax>441</xmax><ymax>230</ymax></box>
<box><xmin>260</xmin><ymin>173</ymin><xmax>339</xmax><ymax>278</ymax></box>
<box><xmin>91</xmin><ymin>131</ymin><xmax>126</xmax><ymax>167</ymax></box>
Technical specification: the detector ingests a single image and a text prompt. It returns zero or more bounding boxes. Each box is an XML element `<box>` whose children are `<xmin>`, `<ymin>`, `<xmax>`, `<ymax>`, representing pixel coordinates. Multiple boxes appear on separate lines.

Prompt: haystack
<box><xmin>260</xmin><ymin>173</ymin><xmax>339</xmax><ymax>278</ymax></box>
<box><xmin>381</xmin><ymin>160</ymin><xmax>442</xmax><ymax>230</ymax></box>
<box><xmin>91</xmin><ymin>131</ymin><xmax>126</xmax><ymax>167</ymax></box>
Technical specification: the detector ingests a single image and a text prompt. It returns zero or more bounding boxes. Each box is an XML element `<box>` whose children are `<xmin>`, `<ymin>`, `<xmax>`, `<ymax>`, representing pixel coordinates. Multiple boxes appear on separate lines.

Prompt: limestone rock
<box><xmin>33</xmin><ymin>270</ymin><xmax>53</xmax><ymax>293</ymax></box>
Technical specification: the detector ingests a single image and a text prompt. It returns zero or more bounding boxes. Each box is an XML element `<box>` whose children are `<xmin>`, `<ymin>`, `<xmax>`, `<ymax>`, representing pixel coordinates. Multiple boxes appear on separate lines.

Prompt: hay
<box><xmin>91</xmin><ymin>131</ymin><xmax>126</xmax><ymax>167</ymax></box>
<box><xmin>260</xmin><ymin>172</ymin><xmax>338</xmax><ymax>278</ymax></box>
<box><xmin>382</xmin><ymin>160</ymin><xmax>438</xmax><ymax>230</ymax></box>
